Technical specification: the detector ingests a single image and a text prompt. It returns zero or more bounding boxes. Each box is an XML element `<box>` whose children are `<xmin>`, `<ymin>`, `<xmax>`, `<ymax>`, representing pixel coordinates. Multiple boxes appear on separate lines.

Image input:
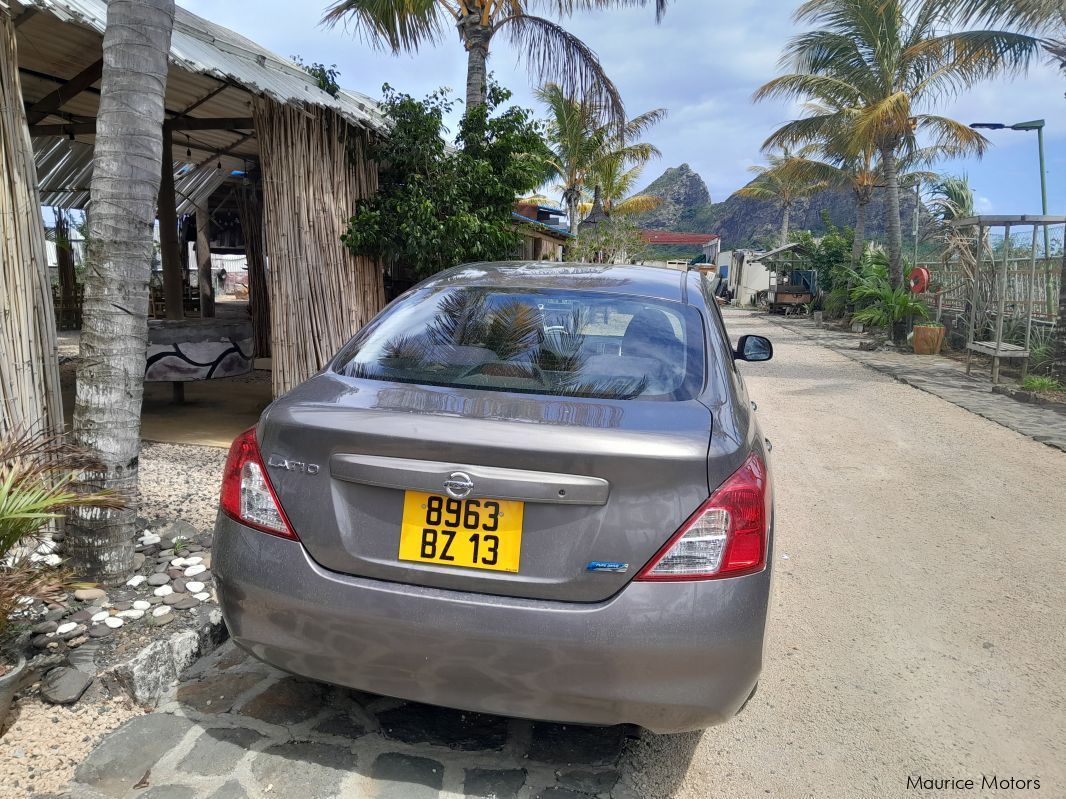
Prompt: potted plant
<box><xmin>1</xmin><ymin>432</ymin><xmax>122</xmax><ymax>727</ymax></box>
<box><xmin>847</xmin><ymin>252</ymin><xmax>930</xmax><ymax>344</ymax></box>
<box><xmin>912</xmin><ymin>320</ymin><xmax>946</xmax><ymax>355</ymax></box>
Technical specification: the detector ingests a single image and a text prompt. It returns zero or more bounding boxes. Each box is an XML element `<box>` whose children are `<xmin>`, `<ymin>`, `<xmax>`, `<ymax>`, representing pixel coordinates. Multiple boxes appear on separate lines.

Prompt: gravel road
<box><xmin>621</xmin><ymin>311</ymin><xmax>1066</xmax><ymax>798</ymax></box>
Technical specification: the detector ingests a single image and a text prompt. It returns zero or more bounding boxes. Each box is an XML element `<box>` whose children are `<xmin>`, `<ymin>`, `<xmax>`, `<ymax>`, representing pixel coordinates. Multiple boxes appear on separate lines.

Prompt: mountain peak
<box><xmin>635</xmin><ymin>164</ymin><xmax>712</xmax><ymax>229</ymax></box>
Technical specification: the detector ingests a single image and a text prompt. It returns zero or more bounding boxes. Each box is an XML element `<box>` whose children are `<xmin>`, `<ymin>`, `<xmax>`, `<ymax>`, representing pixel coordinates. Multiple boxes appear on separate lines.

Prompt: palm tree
<box><xmin>322</xmin><ymin>0</ymin><xmax>669</xmax><ymax>116</ymax></box>
<box><xmin>68</xmin><ymin>0</ymin><xmax>175</xmax><ymax>585</ymax></box>
<box><xmin>582</xmin><ymin>106</ymin><xmax>666</xmax><ymax>217</ymax></box>
<box><xmin>736</xmin><ymin>150</ymin><xmax>827</xmax><ymax>247</ymax></box>
<box><xmin>754</xmin><ymin>0</ymin><xmax>1043</xmax><ymax>289</ymax></box>
<box><xmin>537</xmin><ymin>83</ymin><xmax>605</xmax><ymax>233</ymax></box>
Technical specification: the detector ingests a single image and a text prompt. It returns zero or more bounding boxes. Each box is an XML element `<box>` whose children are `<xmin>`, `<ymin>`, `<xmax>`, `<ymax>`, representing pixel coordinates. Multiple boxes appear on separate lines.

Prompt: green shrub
<box><xmin>1022</xmin><ymin>375</ymin><xmax>1063</xmax><ymax>392</ymax></box>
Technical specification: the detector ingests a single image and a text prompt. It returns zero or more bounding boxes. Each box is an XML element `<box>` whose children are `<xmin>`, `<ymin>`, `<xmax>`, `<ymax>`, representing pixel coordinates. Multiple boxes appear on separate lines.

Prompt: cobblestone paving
<box><xmin>57</xmin><ymin>642</ymin><xmax>640</xmax><ymax>799</ymax></box>
<box><xmin>767</xmin><ymin>317</ymin><xmax>1066</xmax><ymax>452</ymax></box>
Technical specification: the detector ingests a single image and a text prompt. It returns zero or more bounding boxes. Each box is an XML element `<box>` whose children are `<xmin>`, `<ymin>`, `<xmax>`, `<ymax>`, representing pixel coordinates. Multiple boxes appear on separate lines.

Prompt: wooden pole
<box><xmin>158</xmin><ymin>127</ymin><xmax>183</xmax><ymax>319</ymax></box>
<box><xmin>196</xmin><ymin>203</ymin><xmax>214</xmax><ymax>317</ymax></box>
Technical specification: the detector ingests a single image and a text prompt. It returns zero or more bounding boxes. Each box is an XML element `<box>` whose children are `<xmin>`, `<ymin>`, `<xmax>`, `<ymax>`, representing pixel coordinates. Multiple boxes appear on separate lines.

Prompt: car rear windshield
<box><xmin>335</xmin><ymin>287</ymin><xmax>706</xmax><ymax>401</ymax></box>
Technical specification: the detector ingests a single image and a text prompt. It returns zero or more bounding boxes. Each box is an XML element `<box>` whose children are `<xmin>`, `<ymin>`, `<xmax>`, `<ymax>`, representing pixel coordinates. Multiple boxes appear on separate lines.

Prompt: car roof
<box><xmin>416</xmin><ymin>262</ymin><xmax>691</xmax><ymax>304</ymax></box>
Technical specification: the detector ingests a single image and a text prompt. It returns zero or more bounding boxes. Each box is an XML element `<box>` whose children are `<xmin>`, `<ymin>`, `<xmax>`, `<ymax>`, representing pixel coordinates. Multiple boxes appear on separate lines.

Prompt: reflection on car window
<box><xmin>337</xmin><ymin>287</ymin><xmax>705</xmax><ymax>401</ymax></box>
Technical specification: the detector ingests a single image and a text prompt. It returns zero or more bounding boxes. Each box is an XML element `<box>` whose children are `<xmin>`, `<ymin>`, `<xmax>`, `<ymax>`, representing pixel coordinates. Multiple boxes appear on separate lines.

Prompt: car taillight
<box><xmin>636</xmin><ymin>453</ymin><xmax>769</xmax><ymax>581</ymax></box>
<box><xmin>219</xmin><ymin>427</ymin><xmax>298</xmax><ymax>540</ymax></box>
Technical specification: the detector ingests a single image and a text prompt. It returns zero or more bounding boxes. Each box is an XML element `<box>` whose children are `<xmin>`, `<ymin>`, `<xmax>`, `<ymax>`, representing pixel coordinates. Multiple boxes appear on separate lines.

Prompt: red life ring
<box><xmin>910</xmin><ymin>266</ymin><xmax>930</xmax><ymax>294</ymax></box>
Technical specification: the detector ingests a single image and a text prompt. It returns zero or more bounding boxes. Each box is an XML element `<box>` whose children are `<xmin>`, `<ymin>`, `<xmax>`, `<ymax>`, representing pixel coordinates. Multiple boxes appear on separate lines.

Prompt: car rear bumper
<box><xmin>213</xmin><ymin>513</ymin><xmax>772</xmax><ymax>733</ymax></box>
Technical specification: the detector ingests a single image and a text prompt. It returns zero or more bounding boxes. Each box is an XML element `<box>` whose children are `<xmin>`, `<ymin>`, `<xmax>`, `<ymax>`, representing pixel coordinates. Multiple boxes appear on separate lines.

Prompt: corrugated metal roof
<box><xmin>22</xmin><ymin>0</ymin><xmax>386</xmax><ymax>132</ymax></box>
<box><xmin>34</xmin><ymin>134</ymin><xmax>232</xmax><ymax>211</ymax></box>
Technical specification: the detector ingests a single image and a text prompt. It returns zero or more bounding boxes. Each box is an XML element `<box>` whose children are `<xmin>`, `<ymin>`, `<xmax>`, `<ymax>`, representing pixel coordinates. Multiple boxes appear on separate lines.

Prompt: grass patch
<box><xmin>1022</xmin><ymin>375</ymin><xmax>1064</xmax><ymax>392</ymax></box>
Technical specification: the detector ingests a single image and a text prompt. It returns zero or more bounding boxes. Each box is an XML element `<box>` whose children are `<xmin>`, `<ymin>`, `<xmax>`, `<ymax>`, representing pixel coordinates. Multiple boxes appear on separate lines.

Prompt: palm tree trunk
<box><xmin>568</xmin><ymin>196</ymin><xmax>580</xmax><ymax>236</ymax></box>
<box><xmin>852</xmin><ymin>194</ymin><xmax>868</xmax><ymax>265</ymax></box>
<box><xmin>460</xmin><ymin>14</ymin><xmax>492</xmax><ymax>110</ymax></box>
<box><xmin>779</xmin><ymin>203</ymin><xmax>791</xmax><ymax>247</ymax></box>
<box><xmin>68</xmin><ymin>0</ymin><xmax>175</xmax><ymax>585</ymax></box>
<box><xmin>880</xmin><ymin>145</ymin><xmax>904</xmax><ymax>289</ymax></box>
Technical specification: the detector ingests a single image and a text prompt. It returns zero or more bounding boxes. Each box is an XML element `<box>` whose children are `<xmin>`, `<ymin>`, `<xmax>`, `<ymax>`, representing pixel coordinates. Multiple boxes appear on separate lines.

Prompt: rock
<box><xmin>152</xmin><ymin>605</ymin><xmax>172</xmax><ymax>617</ymax></box>
<box><xmin>252</xmin><ymin>742</ymin><xmax>353</xmax><ymax>798</ymax></box>
<box><xmin>69</xmin><ymin>610</ymin><xmax>91</xmax><ymax>623</ymax></box>
<box><xmin>465</xmin><ymin>768</ymin><xmax>527</xmax><ymax>799</ymax></box>
<box><xmin>147</xmin><ymin>573</ymin><xmax>171</xmax><ymax>586</ymax></box>
<box><xmin>126</xmin><ymin>575</ymin><xmax>147</xmax><ymax>588</ymax></box>
<box><xmin>154</xmin><ymin>563</ymin><xmax>168</xmax><ymax>573</ymax></box>
<box><xmin>118</xmin><ymin>609</ymin><xmax>145</xmax><ymax>620</ymax></box>
<box><xmin>201</xmin><ymin>535</ymin><xmax>213</xmax><ymax>549</ymax></box>
<box><xmin>174</xmin><ymin>596</ymin><xmax>200</xmax><ymax>610</ymax></box>
<box><xmin>171</xmin><ymin>557</ymin><xmax>187</xmax><ymax>568</ymax></box>
<box><xmin>32</xmin><ymin>620</ymin><xmax>58</xmax><ymax>635</ymax></box>
<box><xmin>163</xmin><ymin>594</ymin><xmax>184</xmax><ymax>606</ymax></box>
<box><xmin>132</xmin><ymin>553</ymin><xmax>146</xmax><ymax>569</ymax></box>
<box><xmin>91</xmin><ymin>611</ymin><xmax>110</xmax><ymax>623</ymax></box>
<box><xmin>154</xmin><ymin>585</ymin><xmax>174</xmax><ymax>597</ymax></box>
<box><xmin>45</xmin><ymin>608</ymin><xmax>67</xmax><ymax>622</ymax></box>
<box><xmin>185</xmin><ymin>581</ymin><xmax>205</xmax><ymax>594</ymax></box>
<box><xmin>104</xmin><ymin>617</ymin><xmax>123</xmax><ymax>629</ymax></box>
<box><xmin>74</xmin><ymin>588</ymin><xmax>106</xmax><ymax>602</ymax></box>
<box><xmin>32</xmin><ymin>634</ymin><xmax>54</xmax><ymax>649</ymax></box>
<box><xmin>112</xmin><ymin>601</ymin><xmax>133</xmax><ymax>611</ymax></box>
<box><xmin>88</xmin><ymin>625</ymin><xmax>113</xmax><ymax>639</ymax></box>
<box><xmin>556</xmin><ymin>769</ymin><xmax>620</xmax><ymax>794</ymax></box>
<box><xmin>172</xmin><ymin>579</ymin><xmax>187</xmax><ymax>593</ymax></box>
<box><xmin>194</xmin><ymin>592</ymin><xmax>211</xmax><ymax>601</ymax></box>
<box><xmin>179</xmin><ymin>727</ymin><xmax>264</xmax><ymax>777</ymax></box>
<box><xmin>369</xmin><ymin>752</ymin><xmax>443</xmax><ymax>796</ymax></box>
<box><xmin>859</xmin><ymin>340</ymin><xmax>880</xmax><ymax>351</ymax></box>
<box><xmin>149</xmin><ymin>612</ymin><xmax>175</xmax><ymax>627</ymax></box>
<box><xmin>184</xmin><ymin>564</ymin><xmax>207</xmax><ymax>578</ymax></box>
<box><xmin>40</xmin><ymin>666</ymin><xmax>93</xmax><ymax>704</ymax></box>
<box><xmin>133</xmin><ymin>600</ymin><xmax>152</xmax><ymax>611</ymax></box>
<box><xmin>73</xmin><ymin>715</ymin><xmax>196</xmax><ymax>795</ymax></box>
<box><xmin>67</xmin><ymin>635</ymin><xmax>88</xmax><ymax>648</ymax></box>
<box><xmin>200</xmin><ymin>554</ymin><xmax>212</xmax><ymax>569</ymax></box>
<box><xmin>60</xmin><ymin>624</ymin><xmax>87</xmax><ymax>641</ymax></box>
<box><xmin>149</xmin><ymin>596</ymin><xmax>164</xmax><ymax>605</ymax></box>
<box><xmin>167</xmin><ymin>568</ymin><xmax>184</xmax><ymax>580</ymax></box>
<box><xmin>183</xmin><ymin>556</ymin><xmax>203</xmax><ymax>566</ymax></box>
<box><xmin>56</xmin><ymin>622</ymin><xmax>78</xmax><ymax>635</ymax></box>
<box><xmin>139</xmin><ymin>533</ymin><xmax>161</xmax><ymax>545</ymax></box>
<box><xmin>163</xmin><ymin>519</ymin><xmax>200</xmax><ymax>541</ymax></box>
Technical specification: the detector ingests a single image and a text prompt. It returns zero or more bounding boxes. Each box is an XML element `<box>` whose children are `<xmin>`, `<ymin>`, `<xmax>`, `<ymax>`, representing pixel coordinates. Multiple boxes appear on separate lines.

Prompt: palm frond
<box><xmin>611</xmin><ymin>194</ymin><xmax>662</xmax><ymax>215</ymax></box>
<box><xmin>321</xmin><ymin>0</ymin><xmax>448</xmax><ymax>52</ymax></box>
<box><xmin>500</xmin><ymin>14</ymin><xmax>625</xmax><ymax>124</ymax></box>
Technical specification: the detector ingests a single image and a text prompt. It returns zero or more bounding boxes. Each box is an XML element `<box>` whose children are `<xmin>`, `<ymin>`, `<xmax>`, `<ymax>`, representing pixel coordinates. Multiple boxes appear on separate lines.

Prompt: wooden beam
<box><xmin>28</xmin><ymin>121</ymin><xmax>96</xmax><ymax>137</ymax></box>
<box><xmin>13</xmin><ymin>8</ymin><xmax>37</xmax><ymax>27</ymax></box>
<box><xmin>158</xmin><ymin>127</ymin><xmax>184</xmax><ymax>320</ymax></box>
<box><xmin>165</xmin><ymin>116</ymin><xmax>254</xmax><ymax>132</ymax></box>
<box><xmin>174</xmin><ymin>84</ymin><xmax>228</xmax><ymax>118</ymax></box>
<box><xmin>26</xmin><ymin>59</ymin><xmax>103</xmax><ymax>125</ymax></box>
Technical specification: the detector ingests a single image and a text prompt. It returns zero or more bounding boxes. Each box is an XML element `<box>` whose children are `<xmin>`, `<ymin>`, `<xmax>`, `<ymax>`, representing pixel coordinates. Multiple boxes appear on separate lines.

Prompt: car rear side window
<box><xmin>336</xmin><ymin>287</ymin><xmax>706</xmax><ymax>401</ymax></box>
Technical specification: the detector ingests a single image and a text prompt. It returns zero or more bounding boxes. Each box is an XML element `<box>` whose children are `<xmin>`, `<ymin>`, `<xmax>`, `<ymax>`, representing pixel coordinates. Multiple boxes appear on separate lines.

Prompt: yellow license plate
<box><xmin>399</xmin><ymin>491</ymin><xmax>524</xmax><ymax>572</ymax></box>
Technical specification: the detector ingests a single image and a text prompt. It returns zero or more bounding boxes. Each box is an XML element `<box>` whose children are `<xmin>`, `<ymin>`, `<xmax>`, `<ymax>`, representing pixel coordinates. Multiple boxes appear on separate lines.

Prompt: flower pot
<box><xmin>0</xmin><ymin>656</ymin><xmax>27</xmax><ymax>729</ymax></box>
<box><xmin>913</xmin><ymin>324</ymin><xmax>945</xmax><ymax>355</ymax></box>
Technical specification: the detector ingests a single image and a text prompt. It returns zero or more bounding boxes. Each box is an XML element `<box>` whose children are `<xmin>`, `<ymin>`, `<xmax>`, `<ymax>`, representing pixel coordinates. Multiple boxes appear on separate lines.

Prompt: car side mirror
<box><xmin>735</xmin><ymin>335</ymin><xmax>773</xmax><ymax>362</ymax></box>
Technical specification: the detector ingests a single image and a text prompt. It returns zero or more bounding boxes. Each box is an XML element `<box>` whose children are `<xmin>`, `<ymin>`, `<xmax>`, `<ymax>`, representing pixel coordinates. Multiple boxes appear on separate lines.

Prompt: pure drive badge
<box><xmin>586</xmin><ymin>561</ymin><xmax>630</xmax><ymax>573</ymax></box>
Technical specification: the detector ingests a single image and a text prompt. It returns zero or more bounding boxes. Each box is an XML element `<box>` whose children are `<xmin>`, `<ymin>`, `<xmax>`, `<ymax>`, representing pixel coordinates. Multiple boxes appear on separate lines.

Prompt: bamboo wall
<box><xmin>0</xmin><ymin>11</ymin><xmax>63</xmax><ymax>436</ymax></box>
<box><xmin>253</xmin><ymin>98</ymin><xmax>385</xmax><ymax>396</ymax></box>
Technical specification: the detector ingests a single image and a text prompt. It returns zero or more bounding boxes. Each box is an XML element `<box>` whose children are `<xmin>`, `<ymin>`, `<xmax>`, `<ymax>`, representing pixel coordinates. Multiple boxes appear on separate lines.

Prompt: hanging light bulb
<box><xmin>216</xmin><ymin>158</ymin><xmax>222</xmax><ymax>170</ymax></box>
<box><xmin>186</xmin><ymin>136</ymin><xmax>191</xmax><ymax>159</ymax></box>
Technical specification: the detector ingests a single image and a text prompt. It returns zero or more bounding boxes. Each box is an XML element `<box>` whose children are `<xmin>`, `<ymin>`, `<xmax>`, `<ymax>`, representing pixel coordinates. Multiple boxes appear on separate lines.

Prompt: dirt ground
<box><xmin>620</xmin><ymin>311</ymin><xmax>1066</xmax><ymax>798</ymax></box>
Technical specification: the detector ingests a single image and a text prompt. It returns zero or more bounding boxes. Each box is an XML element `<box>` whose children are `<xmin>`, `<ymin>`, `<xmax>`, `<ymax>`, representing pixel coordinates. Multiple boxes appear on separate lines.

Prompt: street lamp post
<box><xmin>970</xmin><ymin>119</ymin><xmax>1051</xmax><ymax>313</ymax></box>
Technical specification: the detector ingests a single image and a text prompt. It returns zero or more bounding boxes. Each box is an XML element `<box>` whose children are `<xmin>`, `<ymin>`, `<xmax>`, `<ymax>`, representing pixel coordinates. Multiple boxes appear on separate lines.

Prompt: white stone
<box><xmin>104</xmin><ymin>616</ymin><xmax>123</xmax><ymax>629</ymax></box>
<box><xmin>170</xmin><ymin>557</ymin><xmax>187</xmax><ymax>568</ymax></box>
<box><xmin>117</xmin><ymin>609</ymin><xmax>145</xmax><ymax>620</ymax></box>
<box><xmin>183</xmin><ymin>556</ymin><xmax>203</xmax><ymax>566</ymax></box>
<box><xmin>183</xmin><ymin>564</ymin><xmax>206</xmax><ymax>578</ymax></box>
<box><xmin>193</xmin><ymin>592</ymin><xmax>211</xmax><ymax>601</ymax></box>
<box><xmin>154</xmin><ymin>585</ymin><xmax>174</xmax><ymax>597</ymax></box>
<box><xmin>56</xmin><ymin>622</ymin><xmax>77</xmax><ymax>634</ymax></box>
<box><xmin>16</xmin><ymin>596</ymin><xmax>34</xmax><ymax>606</ymax></box>
<box><xmin>151</xmin><ymin>606</ymin><xmax>171</xmax><ymax>618</ymax></box>
<box><xmin>91</xmin><ymin>611</ymin><xmax>110</xmax><ymax>623</ymax></box>
<box><xmin>139</xmin><ymin>533</ymin><xmax>161</xmax><ymax>545</ymax></box>
<box><xmin>126</xmin><ymin>575</ymin><xmax>147</xmax><ymax>588</ymax></box>
<box><xmin>132</xmin><ymin>600</ymin><xmax>151</xmax><ymax>611</ymax></box>
<box><xmin>185</xmin><ymin>581</ymin><xmax>205</xmax><ymax>594</ymax></box>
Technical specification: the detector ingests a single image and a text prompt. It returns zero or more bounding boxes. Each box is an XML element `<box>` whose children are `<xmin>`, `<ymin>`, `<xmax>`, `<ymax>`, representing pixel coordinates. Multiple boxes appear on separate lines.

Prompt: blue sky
<box><xmin>180</xmin><ymin>0</ymin><xmax>1065</xmax><ymax>217</ymax></box>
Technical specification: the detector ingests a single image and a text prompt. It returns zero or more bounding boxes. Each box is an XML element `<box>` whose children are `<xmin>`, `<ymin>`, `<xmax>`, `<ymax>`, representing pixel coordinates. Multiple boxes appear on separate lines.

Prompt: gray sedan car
<box><xmin>214</xmin><ymin>263</ymin><xmax>774</xmax><ymax>733</ymax></box>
